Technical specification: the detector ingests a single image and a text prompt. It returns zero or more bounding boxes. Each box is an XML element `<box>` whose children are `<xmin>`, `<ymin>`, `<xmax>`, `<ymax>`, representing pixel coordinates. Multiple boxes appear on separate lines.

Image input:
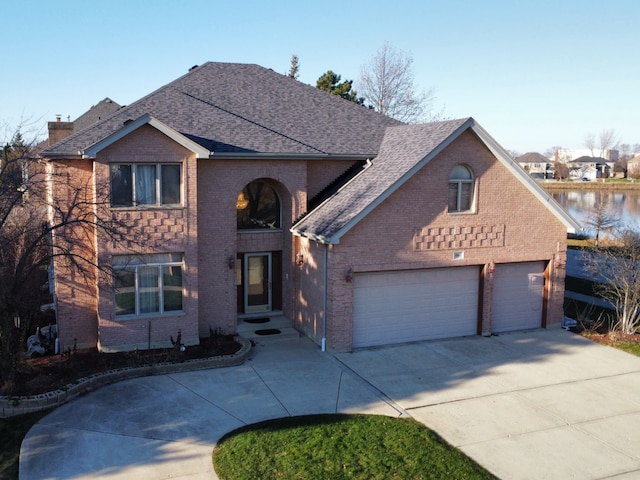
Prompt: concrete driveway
<box><xmin>20</xmin><ymin>328</ymin><xmax>640</xmax><ymax>480</ymax></box>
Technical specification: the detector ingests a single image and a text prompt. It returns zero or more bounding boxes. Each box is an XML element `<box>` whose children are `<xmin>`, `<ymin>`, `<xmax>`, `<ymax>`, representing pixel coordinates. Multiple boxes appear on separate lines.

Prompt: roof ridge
<box><xmin>181</xmin><ymin>91</ymin><xmax>328</xmax><ymax>155</ymax></box>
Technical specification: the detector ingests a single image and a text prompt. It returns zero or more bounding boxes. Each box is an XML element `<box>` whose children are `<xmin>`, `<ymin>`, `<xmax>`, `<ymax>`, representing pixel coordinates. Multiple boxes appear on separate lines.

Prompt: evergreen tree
<box><xmin>316</xmin><ymin>70</ymin><xmax>364</xmax><ymax>105</ymax></box>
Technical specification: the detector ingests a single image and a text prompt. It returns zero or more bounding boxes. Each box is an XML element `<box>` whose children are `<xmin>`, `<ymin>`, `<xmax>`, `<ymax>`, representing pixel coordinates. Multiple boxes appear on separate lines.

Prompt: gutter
<box><xmin>208</xmin><ymin>152</ymin><xmax>375</xmax><ymax>161</ymax></box>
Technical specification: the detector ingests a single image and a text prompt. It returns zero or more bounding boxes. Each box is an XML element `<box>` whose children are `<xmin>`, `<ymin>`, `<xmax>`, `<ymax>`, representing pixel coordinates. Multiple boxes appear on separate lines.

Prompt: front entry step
<box><xmin>237</xmin><ymin>315</ymin><xmax>300</xmax><ymax>344</ymax></box>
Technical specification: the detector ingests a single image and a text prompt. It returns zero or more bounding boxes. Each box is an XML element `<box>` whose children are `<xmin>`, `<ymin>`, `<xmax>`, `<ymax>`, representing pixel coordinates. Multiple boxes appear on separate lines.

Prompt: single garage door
<box><xmin>491</xmin><ymin>261</ymin><xmax>546</xmax><ymax>333</ymax></box>
<box><xmin>352</xmin><ymin>266</ymin><xmax>480</xmax><ymax>348</ymax></box>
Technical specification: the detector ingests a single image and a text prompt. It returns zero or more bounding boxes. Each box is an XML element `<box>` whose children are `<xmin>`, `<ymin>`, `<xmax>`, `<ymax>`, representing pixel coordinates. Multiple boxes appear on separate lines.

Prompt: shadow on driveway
<box><xmin>20</xmin><ymin>328</ymin><xmax>640</xmax><ymax>480</ymax></box>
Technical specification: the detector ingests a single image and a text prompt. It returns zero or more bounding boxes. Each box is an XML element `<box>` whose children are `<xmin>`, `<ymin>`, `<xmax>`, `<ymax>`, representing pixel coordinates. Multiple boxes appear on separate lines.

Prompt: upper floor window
<box><xmin>110</xmin><ymin>163</ymin><xmax>181</xmax><ymax>207</ymax></box>
<box><xmin>237</xmin><ymin>181</ymin><xmax>281</xmax><ymax>230</ymax></box>
<box><xmin>113</xmin><ymin>253</ymin><xmax>184</xmax><ymax>317</ymax></box>
<box><xmin>448</xmin><ymin>165</ymin><xmax>474</xmax><ymax>213</ymax></box>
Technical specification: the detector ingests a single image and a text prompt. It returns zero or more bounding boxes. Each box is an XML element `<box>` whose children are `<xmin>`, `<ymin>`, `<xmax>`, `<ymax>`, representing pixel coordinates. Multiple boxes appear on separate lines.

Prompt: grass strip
<box><xmin>213</xmin><ymin>414</ymin><xmax>497</xmax><ymax>480</ymax></box>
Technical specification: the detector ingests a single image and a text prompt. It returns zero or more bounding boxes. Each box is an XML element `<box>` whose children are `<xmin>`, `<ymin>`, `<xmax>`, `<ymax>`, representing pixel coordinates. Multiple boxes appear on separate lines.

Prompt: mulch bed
<box><xmin>580</xmin><ymin>330</ymin><xmax>640</xmax><ymax>345</ymax></box>
<box><xmin>2</xmin><ymin>335</ymin><xmax>241</xmax><ymax>397</ymax></box>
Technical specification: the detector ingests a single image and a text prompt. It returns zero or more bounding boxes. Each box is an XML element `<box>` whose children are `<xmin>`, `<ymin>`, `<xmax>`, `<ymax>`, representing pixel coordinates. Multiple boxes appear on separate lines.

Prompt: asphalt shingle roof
<box><xmin>40</xmin><ymin>62</ymin><xmax>580</xmax><ymax>239</ymax></box>
<box><xmin>42</xmin><ymin>62</ymin><xmax>401</xmax><ymax>157</ymax></box>
<box><xmin>292</xmin><ymin>118</ymin><xmax>471</xmax><ymax>243</ymax></box>
<box><xmin>72</xmin><ymin>98</ymin><xmax>121</xmax><ymax>132</ymax></box>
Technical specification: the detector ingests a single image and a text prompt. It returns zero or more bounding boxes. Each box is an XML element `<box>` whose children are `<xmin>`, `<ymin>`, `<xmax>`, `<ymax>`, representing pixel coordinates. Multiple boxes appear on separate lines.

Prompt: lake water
<box><xmin>550</xmin><ymin>189</ymin><xmax>640</xmax><ymax>236</ymax></box>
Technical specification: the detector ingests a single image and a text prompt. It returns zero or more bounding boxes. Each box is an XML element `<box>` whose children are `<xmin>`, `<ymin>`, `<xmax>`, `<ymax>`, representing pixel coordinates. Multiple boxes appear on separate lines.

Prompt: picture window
<box><xmin>110</xmin><ymin>163</ymin><xmax>182</xmax><ymax>207</ymax></box>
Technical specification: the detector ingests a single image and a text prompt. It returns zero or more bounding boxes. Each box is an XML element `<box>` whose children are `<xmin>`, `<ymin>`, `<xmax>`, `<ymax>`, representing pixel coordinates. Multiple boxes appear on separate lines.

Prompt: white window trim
<box><xmin>111</xmin><ymin>163</ymin><xmax>183</xmax><ymax>208</ymax></box>
<box><xmin>448</xmin><ymin>165</ymin><xmax>475</xmax><ymax>214</ymax></box>
<box><xmin>113</xmin><ymin>253</ymin><xmax>184</xmax><ymax>319</ymax></box>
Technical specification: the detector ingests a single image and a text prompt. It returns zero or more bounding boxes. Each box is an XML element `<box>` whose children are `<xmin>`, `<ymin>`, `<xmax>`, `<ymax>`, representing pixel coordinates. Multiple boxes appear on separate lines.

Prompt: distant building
<box><xmin>47</xmin><ymin>98</ymin><xmax>121</xmax><ymax>146</ymax></box>
<box><xmin>555</xmin><ymin>148</ymin><xmax>619</xmax><ymax>162</ymax></box>
<box><xmin>516</xmin><ymin>152</ymin><xmax>552</xmax><ymax>179</ymax></box>
<box><xmin>628</xmin><ymin>155</ymin><xmax>640</xmax><ymax>178</ymax></box>
<box><xmin>568</xmin><ymin>156</ymin><xmax>611</xmax><ymax>180</ymax></box>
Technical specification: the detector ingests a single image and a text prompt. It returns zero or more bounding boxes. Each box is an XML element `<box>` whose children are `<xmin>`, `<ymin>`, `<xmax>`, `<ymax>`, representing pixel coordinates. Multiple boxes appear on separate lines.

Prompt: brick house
<box><xmin>41</xmin><ymin>62</ymin><xmax>580</xmax><ymax>352</ymax></box>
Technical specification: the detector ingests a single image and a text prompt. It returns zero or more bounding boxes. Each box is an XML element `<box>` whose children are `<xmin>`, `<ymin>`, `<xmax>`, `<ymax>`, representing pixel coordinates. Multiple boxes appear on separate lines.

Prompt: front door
<box><xmin>244</xmin><ymin>253</ymin><xmax>272</xmax><ymax>313</ymax></box>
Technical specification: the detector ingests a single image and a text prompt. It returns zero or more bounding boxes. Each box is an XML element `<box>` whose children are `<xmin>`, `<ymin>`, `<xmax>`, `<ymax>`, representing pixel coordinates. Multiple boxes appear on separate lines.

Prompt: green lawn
<box><xmin>0</xmin><ymin>409</ymin><xmax>51</xmax><ymax>479</ymax></box>
<box><xmin>213</xmin><ymin>414</ymin><xmax>497</xmax><ymax>480</ymax></box>
<box><xmin>614</xmin><ymin>342</ymin><xmax>640</xmax><ymax>357</ymax></box>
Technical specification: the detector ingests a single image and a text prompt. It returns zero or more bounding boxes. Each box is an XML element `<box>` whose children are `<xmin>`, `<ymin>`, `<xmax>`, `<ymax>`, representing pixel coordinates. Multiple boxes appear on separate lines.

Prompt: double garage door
<box><xmin>352</xmin><ymin>262</ymin><xmax>546</xmax><ymax>348</ymax></box>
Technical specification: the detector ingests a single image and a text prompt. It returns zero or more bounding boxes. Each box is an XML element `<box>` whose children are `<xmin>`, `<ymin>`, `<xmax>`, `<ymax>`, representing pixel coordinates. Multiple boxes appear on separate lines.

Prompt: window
<box><xmin>113</xmin><ymin>253</ymin><xmax>184</xmax><ymax>317</ymax></box>
<box><xmin>110</xmin><ymin>163</ymin><xmax>181</xmax><ymax>207</ymax></box>
<box><xmin>448</xmin><ymin>165</ymin><xmax>474</xmax><ymax>213</ymax></box>
<box><xmin>236</xmin><ymin>181</ymin><xmax>281</xmax><ymax>230</ymax></box>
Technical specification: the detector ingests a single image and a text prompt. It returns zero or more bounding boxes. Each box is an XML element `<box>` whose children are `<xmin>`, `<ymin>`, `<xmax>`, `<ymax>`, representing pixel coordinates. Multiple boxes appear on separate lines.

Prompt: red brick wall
<box><xmin>294</xmin><ymin>239</ymin><xmax>327</xmax><ymax>342</ymax></box>
<box><xmin>320</xmin><ymin>131</ymin><xmax>568</xmax><ymax>350</ymax></box>
<box><xmin>49</xmin><ymin>159</ymin><xmax>99</xmax><ymax>351</ymax></box>
<box><xmin>196</xmin><ymin>159</ymin><xmax>308</xmax><ymax>336</ymax></box>
<box><xmin>307</xmin><ymin>160</ymin><xmax>362</xmax><ymax>200</ymax></box>
<box><xmin>93</xmin><ymin>125</ymin><xmax>200</xmax><ymax>351</ymax></box>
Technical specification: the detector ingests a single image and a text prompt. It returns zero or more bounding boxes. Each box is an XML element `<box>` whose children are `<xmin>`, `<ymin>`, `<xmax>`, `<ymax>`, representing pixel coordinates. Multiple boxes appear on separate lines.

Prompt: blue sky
<box><xmin>1</xmin><ymin>0</ymin><xmax>638</xmax><ymax>154</ymax></box>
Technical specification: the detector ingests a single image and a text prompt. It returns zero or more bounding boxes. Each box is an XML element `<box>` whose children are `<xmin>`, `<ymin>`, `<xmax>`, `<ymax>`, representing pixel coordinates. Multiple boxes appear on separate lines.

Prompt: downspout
<box><xmin>322</xmin><ymin>243</ymin><xmax>328</xmax><ymax>352</ymax></box>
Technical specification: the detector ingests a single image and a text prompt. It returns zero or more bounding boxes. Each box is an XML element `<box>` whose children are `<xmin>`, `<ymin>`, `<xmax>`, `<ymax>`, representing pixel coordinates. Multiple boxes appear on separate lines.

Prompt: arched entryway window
<box><xmin>236</xmin><ymin>181</ymin><xmax>281</xmax><ymax>230</ymax></box>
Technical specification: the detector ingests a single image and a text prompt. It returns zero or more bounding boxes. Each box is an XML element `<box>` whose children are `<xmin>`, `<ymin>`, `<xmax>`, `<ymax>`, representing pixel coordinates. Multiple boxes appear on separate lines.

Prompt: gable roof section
<box><xmin>516</xmin><ymin>152</ymin><xmax>549</xmax><ymax>164</ymax></box>
<box><xmin>82</xmin><ymin>114</ymin><xmax>211</xmax><ymax>158</ymax></box>
<box><xmin>42</xmin><ymin>62</ymin><xmax>401</xmax><ymax>158</ymax></box>
<box><xmin>291</xmin><ymin>118</ymin><xmax>581</xmax><ymax>244</ymax></box>
<box><xmin>73</xmin><ymin>98</ymin><xmax>121</xmax><ymax>132</ymax></box>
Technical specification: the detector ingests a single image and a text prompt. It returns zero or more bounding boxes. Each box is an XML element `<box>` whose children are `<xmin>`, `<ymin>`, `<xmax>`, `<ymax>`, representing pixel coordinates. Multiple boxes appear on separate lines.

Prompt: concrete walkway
<box><xmin>20</xmin><ymin>328</ymin><xmax>640</xmax><ymax>480</ymax></box>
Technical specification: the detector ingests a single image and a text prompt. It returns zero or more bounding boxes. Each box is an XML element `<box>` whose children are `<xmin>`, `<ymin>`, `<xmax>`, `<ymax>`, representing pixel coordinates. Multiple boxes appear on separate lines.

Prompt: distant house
<box><xmin>568</xmin><ymin>156</ymin><xmax>610</xmax><ymax>180</ymax></box>
<box><xmin>516</xmin><ymin>152</ymin><xmax>552</xmax><ymax>179</ymax></box>
<box><xmin>556</xmin><ymin>148</ymin><xmax>619</xmax><ymax>162</ymax></box>
<box><xmin>47</xmin><ymin>98</ymin><xmax>121</xmax><ymax>146</ymax></box>
<box><xmin>40</xmin><ymin>62</ymin><xmax>580</xmax><ymax>352</ymax></box>
<box><xmin>628</xmin><ymin>155</ymin><xmax>640</xmax><ymax>178</ymax></box>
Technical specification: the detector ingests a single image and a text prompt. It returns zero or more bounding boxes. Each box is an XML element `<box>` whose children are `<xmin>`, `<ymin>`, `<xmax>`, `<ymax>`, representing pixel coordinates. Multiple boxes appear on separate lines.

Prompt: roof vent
<box><xmin>189</xmin><ymin>65</ymin><xmax>199</xmax><ymax>72</ymax></box>
<box><xmin>123</xmin><ymin>119</ymin><xmax>133</xmax><ymax>126</ymax></box>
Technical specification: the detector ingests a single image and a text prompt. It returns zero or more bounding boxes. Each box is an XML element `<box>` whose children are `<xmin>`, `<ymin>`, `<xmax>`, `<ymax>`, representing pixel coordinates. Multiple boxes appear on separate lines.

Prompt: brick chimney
<box><xmin>47</xmin><ymin>114</ymin><xmax>74</xmax><ymax>146</ymax></box>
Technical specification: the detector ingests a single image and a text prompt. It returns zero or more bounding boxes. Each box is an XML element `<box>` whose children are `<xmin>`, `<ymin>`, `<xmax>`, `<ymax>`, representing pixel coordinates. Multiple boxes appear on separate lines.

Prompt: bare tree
<box><xmin>358</xmin><ymin>42</ymin><xmax>444</xmax><ymax>123</ymax></box>
<box><xmin>585</xmin><ymin>129</ymin><xmax>618</xmax><ymax>158</ymax></box>
<box><xmin>598</xmin><ymin>129</ymin><xmax>618</xmax><ymax>158</ymax></box>
<box><xmin>584</xmin><ymin>133</ymin><xmax>596</xmax><ymax>157</ymax></box>
<box><xmin>544</xmin><ymin>146</ymin><xmax>558</xmax><ymax>160</ymax></box>
<box><xmin>619</xmin><ymin>143</ymin><xmax>631</xmax><ymax>160</ymax></box>
<box><xmin>0</xmin><ymin>126</ymin><xmax>132</xmax><ymax>387</ymax></box>
<box><xmin>554</xmin><ymin>160</ymin><xmax>570</xmax><ymax>181</ymax></box>
<box><xmin>583</xmin><ymin>193</ymin><xmax>619</xmax><ymax>248</ymax></box>
<box><xmin>582</xmin><ymin>229</ymin><xmax>640</xmax><ymax>334</ymax></box>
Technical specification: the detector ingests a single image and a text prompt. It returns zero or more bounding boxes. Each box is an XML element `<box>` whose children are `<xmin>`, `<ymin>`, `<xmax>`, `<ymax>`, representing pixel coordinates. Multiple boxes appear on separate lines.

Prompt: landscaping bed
<box><xmin>3</xmin><ymin>334</ymin><xmax>243</xmax><ymax>397</ymax></box>
<box><xmin>579</xmin><ymin>330</ymin><xmax>640</xmax><ymax>356</ymax></box>
<box><xmin>1</xmin><ymin>335</ymin><xmax>252</xmax><ymax>418</ymax></box>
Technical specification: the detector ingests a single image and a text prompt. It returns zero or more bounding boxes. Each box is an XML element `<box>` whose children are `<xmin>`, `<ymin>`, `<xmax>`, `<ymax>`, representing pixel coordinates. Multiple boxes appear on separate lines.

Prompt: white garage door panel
<box><xmin>353</xmin><ymin>267</ymin><xmax>479</xmax><ymax>348</ymax></box>
<box><xmin>492</xmin><ymin>262</ymin><xmax>546</xmax><ymax>333</ymax></box>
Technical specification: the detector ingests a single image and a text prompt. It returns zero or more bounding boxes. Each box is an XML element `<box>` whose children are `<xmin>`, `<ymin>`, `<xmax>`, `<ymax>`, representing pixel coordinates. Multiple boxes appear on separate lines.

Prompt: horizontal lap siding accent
<box><xmin>352</xmin><ymin>266</ymin><xmax>479</xmax><ymax>348</ymax></box>
<box><xmin>491</xmin><ymin>262</ymin><xmax>546</xmax><ymax>333</ymax></box>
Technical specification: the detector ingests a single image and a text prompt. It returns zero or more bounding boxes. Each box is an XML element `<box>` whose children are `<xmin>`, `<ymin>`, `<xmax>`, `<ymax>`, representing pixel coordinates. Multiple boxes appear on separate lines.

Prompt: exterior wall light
<box><xmin>345</xmin><ymin>268</ymin><xmax>354</xmax><ymax>283</ymax></box>
<box><xmin>554</xmin><ymin>254</ymin><xmax>562</xmax><ymax>269</ymax></box>
<box><xmin>487</xmin><ymin>260</ymin><xmax>495</xmax><ymax>273</ymax></box>
<box><xmin>228</xmin><ymin>255</ymin><xmax>235</xmax><ymax>270</ymax></box>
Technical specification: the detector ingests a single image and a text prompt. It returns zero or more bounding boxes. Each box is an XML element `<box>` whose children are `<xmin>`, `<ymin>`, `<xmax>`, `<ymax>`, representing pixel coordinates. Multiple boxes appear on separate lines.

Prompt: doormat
<box><xmin>254</xmin><ymin>329</ymin><xmax>281</xmax><ymax>336</ymax></box>
<box><xmin>244</xmin><ymin>317</ymin><xmax>270</xmax><ymax>324</ymax></box>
